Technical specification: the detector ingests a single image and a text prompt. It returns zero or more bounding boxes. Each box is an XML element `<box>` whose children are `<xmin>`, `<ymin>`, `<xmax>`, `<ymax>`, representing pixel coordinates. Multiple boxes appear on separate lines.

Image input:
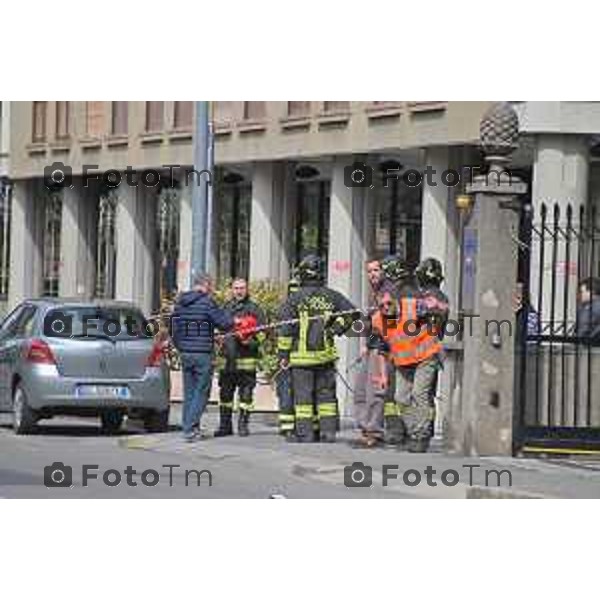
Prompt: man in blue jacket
<box><xmin>171</xmin><ymin>272</ymin><xmax>234</xmax><ymax>441</ymax></box>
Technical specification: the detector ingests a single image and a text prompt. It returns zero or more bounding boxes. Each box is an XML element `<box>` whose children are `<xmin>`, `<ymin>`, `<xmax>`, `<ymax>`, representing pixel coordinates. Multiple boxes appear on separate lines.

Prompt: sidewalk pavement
<box><xmin>169</xmin><ymin>370</ymin><xmax>277</xmax><ymax>411</ymax></box>
<box><xmin>125</xmin><ymin>404</ymin><xmax>600</xmax><ymax>499</ymax></box>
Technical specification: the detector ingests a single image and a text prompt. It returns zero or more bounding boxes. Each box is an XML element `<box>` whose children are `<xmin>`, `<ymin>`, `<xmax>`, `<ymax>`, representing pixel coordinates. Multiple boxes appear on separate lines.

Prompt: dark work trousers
<box><xmin>353</xmin><ymin>351</ymin><xmax>385</xmax><ymax>437</ymax></box>
<box><xmin>218</xmin><ymin>370</ymin><xmax>257</xmax><ymax>412</ymax></box>
<box><xmin>276</xmin><ymin>368</ymin><xmax>295</xmax><ymax>433</ymax></box>
<box><xmin>291</xmin><ymin>364</ymin><xmax>337</xmax><ymax>441</ymax></box>
<box><xmin>394</xmin><ymin>355</ymin><xmax>442</xmax><ymax>441</ymax></box>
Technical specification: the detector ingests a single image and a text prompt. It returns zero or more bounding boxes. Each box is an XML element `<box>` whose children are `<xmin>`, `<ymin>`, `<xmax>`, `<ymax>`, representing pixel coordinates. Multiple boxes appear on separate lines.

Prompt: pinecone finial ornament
<box><xmin>479</xmin><ymin>102</ymin><xmax>520</xmax><ymax>168</ymax></box>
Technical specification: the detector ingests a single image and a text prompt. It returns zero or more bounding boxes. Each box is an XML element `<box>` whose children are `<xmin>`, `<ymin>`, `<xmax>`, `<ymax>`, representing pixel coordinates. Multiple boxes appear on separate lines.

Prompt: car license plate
<box><xmin>75</xmin><ymin>385</ymin><xmax>130</xmax><ymax>399</ymax></box>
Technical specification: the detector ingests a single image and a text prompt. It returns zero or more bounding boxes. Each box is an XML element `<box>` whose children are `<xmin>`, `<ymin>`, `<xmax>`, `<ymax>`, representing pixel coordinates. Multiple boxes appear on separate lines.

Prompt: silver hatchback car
<box><xmin>0</xmin><ymin>299</ymin><xmax>170</xmax><ymax>434</ymax></box>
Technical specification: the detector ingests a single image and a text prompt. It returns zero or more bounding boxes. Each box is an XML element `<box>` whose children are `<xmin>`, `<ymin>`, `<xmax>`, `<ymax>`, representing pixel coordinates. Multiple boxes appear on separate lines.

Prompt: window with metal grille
<box><xmin>287</xmin><ymin>101</ymin><xmax>310</xmax><ymax>117</ymax></box>
<box><xmin>95</xmin><ymin>189</ymin><xmax>118</xmax><ymax>299</ymax></box>
<box><xmin>146</xmin><ymin>101</ymin><xmax>164</xmax><ymax>132</ymax></box>
<box><xmin>0</xmin><ymin>179</ymin><xmax>11</xmax><ymax>299</ymax></box>
<box><xmin>55</xmin><ymin>101</ymin><xmax>70</xmax><ymax>139</ymax></box>
<box><xmin>111</xmin><ymin>101</ymin><xmax>128</xmax><ymax>135</ymax></box>
<box><xmin>156</xmin><ymin>186</ymin><xmax>181</xmax><ymax>298</ymax></box>
<box><xmin>86</xmin><ymin>101</ymin><xmax>105</xmax><ymax>137</ymax></box>
<box><xmin>217</xmin><ymin>181</ymin><xmax>251</xmax><ymax>281</ymax></box>
<box><xmin>243</xmin><ymin>101</ymin><xmax>266</xmax><ymax>120</ymax></box>
<box><xmin>173</xmin><ymin>101</ymin><xmax>193</xmax><ymax>130</ymax></box>
<box><xmin>32</xmin><ymin>101</ymin><xmax>47</xmax><ymax>142</ymax></box>
<box><xmin>294</xmin><ymin>181</ymin><xmax>331</xmax><ymax>274</ymax></box>
<box><xmin>42</xmin><ymin>192</ymin><xmax>62</xmax><ymax>297</ymax></box>
<box><xmin>371</xmin><ymin>174</ymin><xmax>422</xmax><ymax>268</ymax></box>
<box><xmin>323</xmin><ymin>101</ymin><xmax>349</xmax><ymax>113</ymax></box>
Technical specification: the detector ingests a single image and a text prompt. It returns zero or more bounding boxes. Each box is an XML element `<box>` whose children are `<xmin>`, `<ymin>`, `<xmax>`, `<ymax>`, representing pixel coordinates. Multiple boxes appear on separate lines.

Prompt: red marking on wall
<box><xmin>331</xmin><ymin>260</ymin><xmax>351</xmax><ymax>273</ymax></box>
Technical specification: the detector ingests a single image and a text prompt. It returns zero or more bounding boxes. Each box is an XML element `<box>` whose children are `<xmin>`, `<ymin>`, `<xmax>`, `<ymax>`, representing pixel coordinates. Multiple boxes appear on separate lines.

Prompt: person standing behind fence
<box><xmin>576</xmin><ymin>277</ymin><xmax>600</xmax><ymax>341</ymax></box>
<box><xmin>171</xmin><ymin>272</ymin><xmax>234</xmax><ymax>442</ymax></box>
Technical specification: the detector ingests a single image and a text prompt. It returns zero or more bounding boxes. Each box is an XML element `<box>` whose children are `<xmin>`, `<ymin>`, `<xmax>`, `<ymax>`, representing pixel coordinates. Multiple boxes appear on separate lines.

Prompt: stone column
<box><xmin>177</xmin><ymin>183</ymin><xmax>192</xmax><ymax>292</ymax></box>
<box><xmin>530</xmin><ymin>134</ymin><xmax>589</xmax><ymax>324</ymax></box>
<box><xmin>421</xmin><ymin>146</ymin><xmax>479</xmax><ymax>440</ymax></box>
<box><xmin>8</xmin><ymin>179</ymin><xmax>44</xmax><ymax>310</ymax></box>
<box><xmin>249</xmin><ymin>161</ymin><xmax>289</xmax><ymax>283</ymax></box>
<box><xmin>327</xmin><ymin>156</ymin><xmax>368</xmax><ymax>413</ymax></box>
<box><xmin>59</xmin><ymin>182</ymin><xmax>96</xmax><ymax>299</ymax></box>
<box><xmin>460</xmin><ymin>103</ymin><xmax>527</xmax><ymax>456</ymax></box>
<box><xmin>115</xmin><ymin>184</ymin><xmax>156</xmax><ymax>315</ymax></box>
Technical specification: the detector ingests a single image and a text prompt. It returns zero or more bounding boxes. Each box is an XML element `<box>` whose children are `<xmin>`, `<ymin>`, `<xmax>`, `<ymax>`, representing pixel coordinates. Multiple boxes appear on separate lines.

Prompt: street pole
<box><xmin>190</xmin><ymin>101</ymin><xmax>210</xmax><ymax>281</ymax></box>
<box><xmin>205</xmin><ymin>104</ymin><xmax>215</xmax><ymax>274</ymax></box>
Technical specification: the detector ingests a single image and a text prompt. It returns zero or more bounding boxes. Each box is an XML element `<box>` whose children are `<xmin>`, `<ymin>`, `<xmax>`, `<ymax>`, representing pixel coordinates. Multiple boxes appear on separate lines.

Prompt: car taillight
<box><xmin>145</xmin><ymin>342</ymin><xmax>164</xmax><ymax>367</ymax></box>
<box><xmin>25</xmin><ymin>339</ymin><xmax>57</xmax><ymax>365</ymax></box>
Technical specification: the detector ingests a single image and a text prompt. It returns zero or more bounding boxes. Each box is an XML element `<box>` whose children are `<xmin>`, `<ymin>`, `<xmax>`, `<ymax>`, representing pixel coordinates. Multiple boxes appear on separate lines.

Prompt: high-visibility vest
<box><xmin>373</xmin><ymin>297</ymin><xmax>441</xmax><ymax>366</ymax></box>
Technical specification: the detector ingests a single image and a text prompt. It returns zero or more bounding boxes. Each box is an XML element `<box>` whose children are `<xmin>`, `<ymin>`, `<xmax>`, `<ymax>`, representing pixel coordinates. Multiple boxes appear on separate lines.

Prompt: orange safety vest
<box><xmin>372</xmin><ymin>297</ymin><xmax>441</xmax><ymax>367</ymax></box>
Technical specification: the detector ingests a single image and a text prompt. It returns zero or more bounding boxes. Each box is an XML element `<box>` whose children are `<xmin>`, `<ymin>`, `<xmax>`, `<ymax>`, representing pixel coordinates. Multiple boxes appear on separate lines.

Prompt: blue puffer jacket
<box><xmin>171</xmin><ymin>291</ymin><xmax>234</xmax><ymax>354</ymax></box>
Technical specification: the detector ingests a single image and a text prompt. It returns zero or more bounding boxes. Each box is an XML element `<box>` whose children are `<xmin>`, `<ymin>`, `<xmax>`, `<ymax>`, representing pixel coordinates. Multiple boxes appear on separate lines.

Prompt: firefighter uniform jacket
<box><xmin>219</xmin><ymin>296</ymin><xmax>266</xmax><ymax>372</ymax></box>
<box><xmin>277</xmin><ymin>283</ymin><xmax>358</xmax><ymax>367</ymax></box>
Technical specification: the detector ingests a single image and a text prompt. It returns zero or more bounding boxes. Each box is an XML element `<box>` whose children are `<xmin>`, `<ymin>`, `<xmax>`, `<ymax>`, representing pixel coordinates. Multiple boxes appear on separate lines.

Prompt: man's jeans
<box><xmin>180</xmin><ymin>352</ymin><xmax>214</xmax><ymax>434</ymax></box>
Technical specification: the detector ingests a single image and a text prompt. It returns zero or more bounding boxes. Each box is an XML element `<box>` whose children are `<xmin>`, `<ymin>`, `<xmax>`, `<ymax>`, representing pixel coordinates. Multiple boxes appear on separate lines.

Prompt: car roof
<box><xmin>23</xmin><ymin>297</ymin><xmax>143</xmax><ymax>311</ymax></box>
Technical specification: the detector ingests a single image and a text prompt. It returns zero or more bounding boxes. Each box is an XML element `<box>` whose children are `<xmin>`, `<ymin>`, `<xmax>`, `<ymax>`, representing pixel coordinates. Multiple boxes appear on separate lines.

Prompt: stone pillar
<box><xmin>279</xmin><ymin>162</ymin><xmax>296</xmax><ymax>283</ymax></box>
<box><xmin>460</xmin><ymin>103</ymin><xmax>527</xmax><ymax>456</ymax></box>
<box><xmin>531</xmin><ymin>134</ymin><xmax>589</xmax><ymax>324</ymax></box>
<box><xmin>59</xmin><ymin>182</ymin><xmax>96</xmax><ymax>299</ymax></box>
<box><xmin>328</xmin><ymin>156</ymin><xmax>368</xmax><ymax>413</ymax></box>
<box><xmin>249</xmin><ymin>161</ymin><xmax>289</xmax><ymax>283</ymax></box>
<box><xmin>421</xmin><ymin>147</ymin><xmax>451</xmax><ymax>263</ymax></box>
<box><xmin>115</xmin><ymin>184</ymin><xmax>156</xmax><ymax>315</ymax></box>
<box><xmin>421</xmin><ymin>146</ymin><xmax>479</xmax><ymax>440</ymax></box>
<box><xmin>8</xmin><ymin>179</ymin><xmax>43</xmax><ymax>310</ymax></box>
<box><xmin>177</xmin><ymin>183</ymin><xmax>192</xmax><ymax>292</ymax></box>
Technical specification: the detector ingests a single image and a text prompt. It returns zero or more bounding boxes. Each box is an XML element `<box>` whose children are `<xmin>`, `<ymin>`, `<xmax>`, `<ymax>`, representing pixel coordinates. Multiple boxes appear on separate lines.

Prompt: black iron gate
<box><xmin>515</xmin><ymin>202</ymin><xmax>600</xmax><ymax>453</ymax></box>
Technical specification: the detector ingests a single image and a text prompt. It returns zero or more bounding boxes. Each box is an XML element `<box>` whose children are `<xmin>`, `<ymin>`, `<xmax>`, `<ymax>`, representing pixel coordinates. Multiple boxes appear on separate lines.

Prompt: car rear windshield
<box><xmin>45</xmin><ymin>306</ymin><xmax>153</xmax><ymax>341</ymax></box>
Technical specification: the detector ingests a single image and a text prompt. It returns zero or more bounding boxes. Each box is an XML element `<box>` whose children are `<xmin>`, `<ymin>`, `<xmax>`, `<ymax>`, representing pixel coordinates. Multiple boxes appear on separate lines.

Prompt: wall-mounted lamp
<box><xmin>455</xmin><ymin>194</ymin><xmax>474</xmax><ymax>212</ymax></box>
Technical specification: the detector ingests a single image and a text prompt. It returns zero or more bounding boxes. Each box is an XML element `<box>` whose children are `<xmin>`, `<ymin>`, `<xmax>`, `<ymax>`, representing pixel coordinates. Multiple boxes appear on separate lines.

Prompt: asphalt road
<box><xmin>1</xmin><ymin>407</ymin><xmax>599</xmax><ymax>498</ymax></box>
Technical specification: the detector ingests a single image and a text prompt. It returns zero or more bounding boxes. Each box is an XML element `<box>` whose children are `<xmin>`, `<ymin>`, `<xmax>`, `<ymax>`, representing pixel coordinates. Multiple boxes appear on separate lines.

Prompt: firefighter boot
<box><xmin>214</xmin><ymin>406</ymin><xmax>234</xmax><ymax>437</ymax></box>
<box><xmin>287</xmin><ymin>418</ymin><xmax>315</xmax><ymax>443</ymax></box>
<box><xmin>384</xmin><ymin>415</ymin><xmax>406</xmax><ymax>446</ymax></box>
<box><xmin>406</xmin><ymin>436</ymin><xmax>431</xmax><ymax>453</ymax></box>
<box><xmin>318</xmin><ymin>416</ymin><xmax>337</xmax><ymax>443</ymax></box>
<box><xmin>238</xmin><ymin>409</ymin><xmax>250</xmax><ymax>437</ymax></box>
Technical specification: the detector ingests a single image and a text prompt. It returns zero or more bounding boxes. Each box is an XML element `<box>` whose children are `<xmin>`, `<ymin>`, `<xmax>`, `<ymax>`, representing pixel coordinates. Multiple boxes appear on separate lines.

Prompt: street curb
<box><xmin>466</xmin><ymin>485</ymin><xmax>549</xmax><ymax>499</ymax></box>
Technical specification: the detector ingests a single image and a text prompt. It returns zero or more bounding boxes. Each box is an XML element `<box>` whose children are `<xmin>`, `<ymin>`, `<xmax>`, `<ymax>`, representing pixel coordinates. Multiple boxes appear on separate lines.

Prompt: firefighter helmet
<box><xmin>296</xmin><ymin>254</ymin><xmax>323</xmax><ymax>283</ymax></box>
<box><xmin>381</xmin><ymin>254</ymin><xmax>411</xmax><ymax>284</ymax></box>
<box><xmin>416</xmin><ymin>257</ymin><xmax>444</xmax><ymax>287</ymax></box>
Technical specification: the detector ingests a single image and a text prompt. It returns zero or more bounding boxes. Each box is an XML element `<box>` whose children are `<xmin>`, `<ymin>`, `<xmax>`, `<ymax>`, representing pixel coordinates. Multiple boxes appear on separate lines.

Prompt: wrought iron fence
<box><xmin>516</xmin><ymin>202</ymin><xmax>600</xmax><ymax>448</ymax></box>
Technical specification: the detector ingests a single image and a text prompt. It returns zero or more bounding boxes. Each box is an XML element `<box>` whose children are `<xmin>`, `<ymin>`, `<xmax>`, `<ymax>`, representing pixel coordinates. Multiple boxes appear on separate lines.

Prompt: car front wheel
<box><xmin>13</xmin><ymin>384</ymin><xmax>36</xmax><ymax>435</ymax></box>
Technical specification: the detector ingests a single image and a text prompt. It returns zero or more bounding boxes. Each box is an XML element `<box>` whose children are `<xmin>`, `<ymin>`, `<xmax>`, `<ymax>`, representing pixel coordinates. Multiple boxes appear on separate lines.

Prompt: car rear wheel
<box><xmin>144</xmin><ymin>408</ymin><xmax>170</xmax><ymax>433</ymax></box>
<box><xmin>13</xmin><ymin>384</ymin><xmax>36</xmax><ymax>435</ymax></box>
<box><xmin>100</xmin><ymin>410</ymin><xmax>124</xmax><ymax>435</ymax></box>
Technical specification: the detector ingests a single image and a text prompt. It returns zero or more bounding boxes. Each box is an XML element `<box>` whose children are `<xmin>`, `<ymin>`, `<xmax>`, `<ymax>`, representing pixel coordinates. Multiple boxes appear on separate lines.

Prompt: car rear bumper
<box><xmin>20</xmin><ymin>365</ymin><xmax>170</xmax><ymax>412</ymax></box>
